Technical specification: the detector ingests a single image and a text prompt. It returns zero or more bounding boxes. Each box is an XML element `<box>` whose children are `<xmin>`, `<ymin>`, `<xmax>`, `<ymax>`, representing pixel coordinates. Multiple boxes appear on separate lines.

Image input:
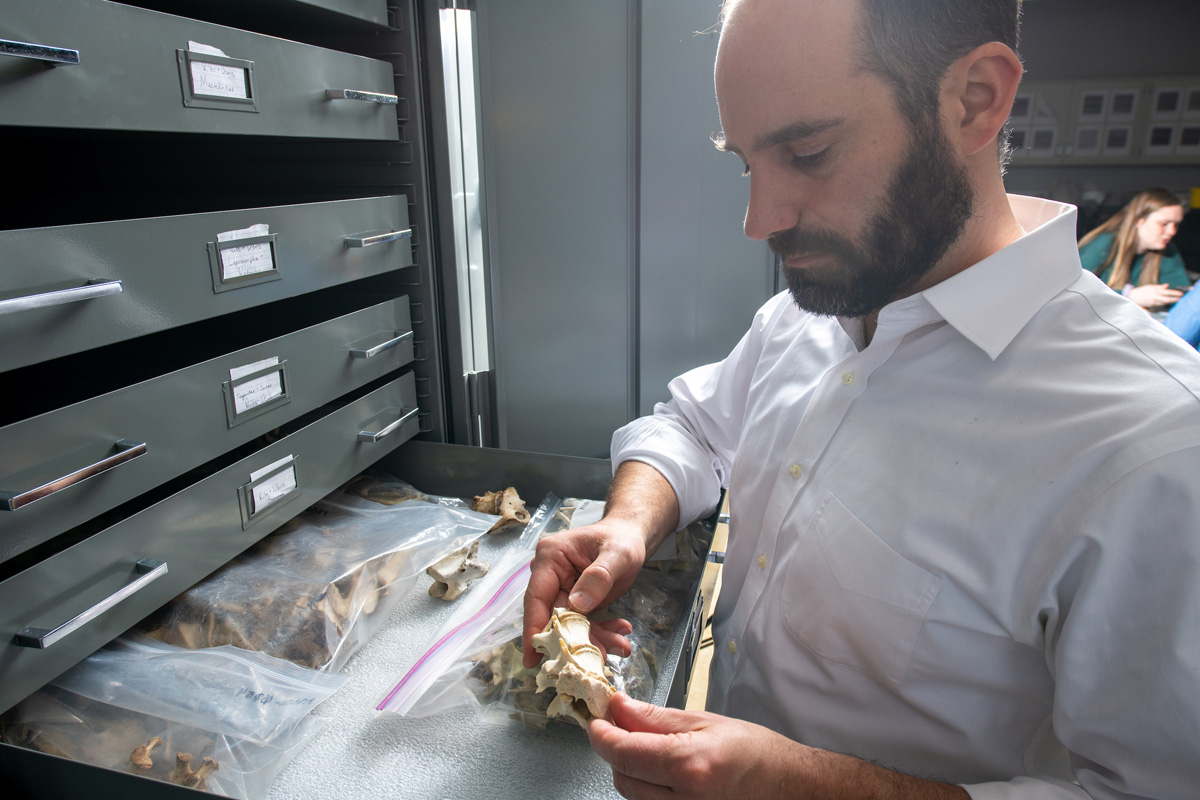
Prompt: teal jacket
<box><xmin>1079</xmin><ymin>232</ymin><xmax>1190</xmax><ymax>290</ymax></box>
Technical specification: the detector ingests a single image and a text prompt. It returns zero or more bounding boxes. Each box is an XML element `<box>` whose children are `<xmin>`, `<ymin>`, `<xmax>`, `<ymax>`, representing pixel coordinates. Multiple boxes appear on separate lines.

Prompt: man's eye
<box><xmin>791</xmin><ymin>147</ymin><xmax>831</xmax><ymax>168</ymax></box>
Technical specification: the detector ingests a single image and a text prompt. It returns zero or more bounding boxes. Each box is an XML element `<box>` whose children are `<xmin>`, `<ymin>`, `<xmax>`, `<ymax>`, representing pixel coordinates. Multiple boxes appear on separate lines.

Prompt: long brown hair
<box><xmin>1079</xmin><ymin>187</ymin><xmax>1184</xmax><ymax>288</ymax></box>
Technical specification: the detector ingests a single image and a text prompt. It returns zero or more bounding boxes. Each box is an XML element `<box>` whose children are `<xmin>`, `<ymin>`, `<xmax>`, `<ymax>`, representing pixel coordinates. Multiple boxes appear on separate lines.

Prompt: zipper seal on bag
<box><xmin>375</xmin><ymin>493</ymin><xmax>561</xmax><ymax>715</ymax></box>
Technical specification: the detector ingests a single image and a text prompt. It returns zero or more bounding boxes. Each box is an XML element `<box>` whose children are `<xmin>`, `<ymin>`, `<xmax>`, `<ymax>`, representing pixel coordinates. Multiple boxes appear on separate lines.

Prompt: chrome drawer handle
<box><xmin>12</xmin><ymin>559</ymin><xmax>168</xmax><ymax>649</ymax></box>
<box><xmin>0</xmin><ymin>279</ymin><xmax>123</xmax><ymax>317</ymax></box>
<box><xmin>325</xmin><ymin>88</ymin><xmax>398</xmax><ymax>105</ymax></box>
<box><xmin>349</xmin><ymin>330</ymin><xmax>414</xmax><ymax>359</ymax></box>
<box><xmin>0</xmin><ymin>38</ymin><xmax>80</xmax><ymax>66</ymax></box>
<box><xmin>358</xmin><ymin>407</ymin><xmax>419</xmax><ymax>442</ymax></box>
<box><xmin>343</xmin><ymin>229</ymin><xmax>412</xmax><ymax>248</ymax></box>
<box><xmin>0</xmin><ymin>440</ymin><xmax>148</xmax><ymax>511</ymax></box>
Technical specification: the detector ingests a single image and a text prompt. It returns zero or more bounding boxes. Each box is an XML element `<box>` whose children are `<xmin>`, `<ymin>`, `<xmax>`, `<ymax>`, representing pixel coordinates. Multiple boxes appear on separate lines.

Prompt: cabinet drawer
<box><xmin>0</xmin><ymin>0</ymin><xmax>398</xmax><ymax>139</ymax></box>
<box><xmin>0</xmin><ymin>196</ymin><xmax>412</xmax><ymax>373</ymax></box>
<box><xmin>0</xmin><ymin>297</ymin><xmax>414</xmax><ymax>563</ymax></box>
<box><xmin>0</xmin><ymin>372</ymin><xmax>418</xmax><ymax>715</ymax></box>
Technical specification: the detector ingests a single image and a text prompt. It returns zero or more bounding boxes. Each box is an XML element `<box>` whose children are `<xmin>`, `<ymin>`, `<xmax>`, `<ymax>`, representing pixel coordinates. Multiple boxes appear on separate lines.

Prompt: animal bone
<box><xmin>471</xmin><ymin>488</ymin><xmax>531</xmax><ymax>535</ymax></box>
<box><xmin>169</xmin><ymin>752</ymin><xmax>219</xmax><ymax>791</ymax></box>
<box><xmin>168</xmin><ymin>752</ymin><xmax>195</xmax><ymax>785</ymax></box>
<box><xmin>532</xmin><ymin>607</ymin><xmax>615</xmax><ymax>725</ymax></box>
<box><xmin>187</xmin><ymin>756</ymin><xmax>220</xmax><ymax>791</ymax></box>
<box><xmin>427</xmin><ymin>541</ymin><xmax>490</xmax><ymax>601</ymax></box>
<box><xmin>129</xmin><ymin>736</ymin><xmax>162</xmax><ymax>771</ymax></box>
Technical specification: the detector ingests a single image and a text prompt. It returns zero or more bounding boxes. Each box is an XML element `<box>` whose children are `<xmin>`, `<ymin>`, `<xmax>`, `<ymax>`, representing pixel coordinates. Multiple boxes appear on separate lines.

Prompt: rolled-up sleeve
<box><xmin>611</xmin><ymin>292</ymin><xmax>791</xmax><ymax>527</ymax></box>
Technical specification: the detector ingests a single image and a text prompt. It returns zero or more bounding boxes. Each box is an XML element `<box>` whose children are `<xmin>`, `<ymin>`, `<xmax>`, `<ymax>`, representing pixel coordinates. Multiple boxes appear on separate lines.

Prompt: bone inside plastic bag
<box><xmin>0</xmin><ymin>634</ymin><xmax>347</xmax><ymax>798</ymax></box>
<box><xmin>136</xmin><ymin>473</ymin><xmax>499</xmax><ymax>672</ymax></box>
<box><xmin>375</xmin><ymin>496</ymin><xmax>707</xmax><ymax>729</ymax></box>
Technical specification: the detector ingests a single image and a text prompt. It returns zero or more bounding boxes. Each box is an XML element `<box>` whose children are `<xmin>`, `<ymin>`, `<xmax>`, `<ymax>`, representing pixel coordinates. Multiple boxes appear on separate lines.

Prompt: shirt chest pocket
<box><xmin>780</xmin><ymin>493</ymin><xmax>942</xmax><ymax>688</ymax></box>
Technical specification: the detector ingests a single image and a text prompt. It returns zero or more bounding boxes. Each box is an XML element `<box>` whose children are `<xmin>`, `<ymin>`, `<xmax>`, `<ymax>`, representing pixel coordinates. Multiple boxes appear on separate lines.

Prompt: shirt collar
<box><xmin>919</xmin><ymin>194</ymin><xmax>1082</xmax><ymax>361</ymax></box>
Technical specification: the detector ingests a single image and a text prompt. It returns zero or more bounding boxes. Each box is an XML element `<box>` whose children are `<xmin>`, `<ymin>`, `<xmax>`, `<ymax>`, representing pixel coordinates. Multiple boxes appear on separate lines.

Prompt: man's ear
<box><xmin>942</xmin><ymin>42</ymin><xmax>1024</xmax><ymax>157</ymax></box>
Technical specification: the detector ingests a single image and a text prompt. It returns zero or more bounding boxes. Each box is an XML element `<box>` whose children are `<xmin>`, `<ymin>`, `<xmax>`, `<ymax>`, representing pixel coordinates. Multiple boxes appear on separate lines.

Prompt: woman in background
<box><xmin>1078</xmin><ymin>187</ymin><xmax>1188</xmax><ymax>312</ymax></box>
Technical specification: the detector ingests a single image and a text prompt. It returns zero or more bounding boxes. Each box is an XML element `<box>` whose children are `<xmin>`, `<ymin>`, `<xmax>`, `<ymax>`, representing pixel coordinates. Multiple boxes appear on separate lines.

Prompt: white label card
<box><xmin>220</xmin><ymin>242</ymin><xmax>273</xmax><ymax>279</ymax></box>
<box><xmin>190</xmin><ymin>59</ymin><xmax>248</xmax><ymax>99</ymax></box>
<box><xmin>230</xmin><ymin>356</ymin><xmax>282</xmax><ymax>414</ymax></box>
<box><xmin>250</xmin><ymin>456</ymin><xmax>297</xmax><ymax>513</ymax></box>
<box><xmin>217</xmin><ymin>224</ymin><xmax>273</xmax><ymax>279</ymax></box>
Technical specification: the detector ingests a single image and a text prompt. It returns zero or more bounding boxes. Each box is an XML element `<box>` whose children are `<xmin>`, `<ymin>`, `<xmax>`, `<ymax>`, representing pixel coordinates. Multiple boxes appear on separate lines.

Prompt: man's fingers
<box><xmin>570</xmin><ymin>549</ymin><xmax>638</xmax><ymax>614</ymax></box>
<box><xmin>608</xmin><ymin>691</ymin><xmax>705</xmax><ymax>735</ymax></box>
<box><xmin>591</xmin><ymin>618</ymin><xmax>633</xmax><ymax>659</ymax></box>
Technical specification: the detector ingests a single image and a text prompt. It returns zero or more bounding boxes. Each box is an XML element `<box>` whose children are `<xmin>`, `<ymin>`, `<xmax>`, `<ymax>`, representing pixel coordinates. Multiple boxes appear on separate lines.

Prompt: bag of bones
<box><xmin>375</xmin><ymin>495</ymin><xmax>700</xmax><ymax>730</ymax></box>
<box><xmin>136</xmin><ymin>475</ymin><xmax>498</xmax><ymax>672</ymax></box>
<box><xmin>0</xmin><ymin>634</ymin><xmax>346</xmax><ymax>798</ymax></box>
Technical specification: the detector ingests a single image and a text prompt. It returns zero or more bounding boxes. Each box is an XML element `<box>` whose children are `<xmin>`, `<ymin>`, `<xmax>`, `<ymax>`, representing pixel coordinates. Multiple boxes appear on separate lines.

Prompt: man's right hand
<box><xmin>521</xmin><ymin>517</ymin><xmax>647</xmax><ymax>669</ymax></box>
<box><xmin>523</xmin><ymin>460</ymin><xmax>681</xmax><ymax>669</ymax></box>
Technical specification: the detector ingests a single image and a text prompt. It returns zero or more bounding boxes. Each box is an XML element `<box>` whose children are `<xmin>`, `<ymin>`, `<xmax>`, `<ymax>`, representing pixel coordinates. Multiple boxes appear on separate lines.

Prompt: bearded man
<box><xmin>524</xmin><ymin>0</ymin><xmax>1200</xmax><ymax>797</ymax></box>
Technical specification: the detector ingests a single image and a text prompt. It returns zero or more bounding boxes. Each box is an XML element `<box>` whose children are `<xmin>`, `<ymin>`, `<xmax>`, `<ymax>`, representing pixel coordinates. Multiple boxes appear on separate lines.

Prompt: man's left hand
<box><xmin>587</xmin><ymin>692</ymin><xmax>805</xmax><ymax>799</ymax></box>
<box><xmin>588</xmin><ymin>693</ymin><xmax>971</xmax><ymax>799</ymax></box>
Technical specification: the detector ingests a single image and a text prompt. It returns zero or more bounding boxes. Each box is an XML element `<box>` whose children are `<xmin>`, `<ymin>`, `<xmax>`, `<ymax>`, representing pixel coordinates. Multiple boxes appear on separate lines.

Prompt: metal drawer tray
<box><xmin>0</xmin><ymin>371</ymin><xmax>418</xmax><ymax>716</ymax></box>
<box><xmin>0</xmin><ymin>441</ymin><xmax>715</xmax><ymax>800</ymax></box>
<box><xmin>0</xmin><ymin>296</ymin><xmax>414</xmax><ymax>563</ymax></box>
<box><xmin>0</xmin><ymin>195</ymin><xmax>413</xmax><ymax>373</ymax></box>
<box><xmin>0</xmin><ymin>0</ymin><xmax>398</xmax><ymax>139</ymax></box>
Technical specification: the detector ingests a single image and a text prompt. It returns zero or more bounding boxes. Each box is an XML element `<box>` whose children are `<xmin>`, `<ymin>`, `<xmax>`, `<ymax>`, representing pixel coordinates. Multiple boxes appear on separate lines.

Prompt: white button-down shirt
<box><xmin>612</xmin><ymin>196</ymin><xmax>1200</xmax><ymax>799</ymax></box>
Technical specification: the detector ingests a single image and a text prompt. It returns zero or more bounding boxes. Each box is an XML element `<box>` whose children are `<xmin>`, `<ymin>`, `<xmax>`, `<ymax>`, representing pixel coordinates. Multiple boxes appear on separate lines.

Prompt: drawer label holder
<box><xmin>177</xmin><ymin>49</ymin><xmax>259</xmax><ymax>113</ymax></box>
<box><xmin>222</xmin><ymin>358</ymin><xmax>291</xmax><ymax>428</ymax></box>
<box><xmin>238</xmin><ymin>454</ymin><xmax>301</xmax><ymax>530</ymax></box>
<box><xmin>208</xmin><ymin>232</ymin><xmax>281</xmax><ymax>292</ymax></box>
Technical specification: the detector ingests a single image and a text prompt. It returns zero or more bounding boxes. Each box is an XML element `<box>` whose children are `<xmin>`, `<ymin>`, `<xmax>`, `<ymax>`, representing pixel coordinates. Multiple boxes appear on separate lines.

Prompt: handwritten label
<box><xmin>191</xmin><ymin>61</ymin><xmax>248</xmax><ymax>99</ymax></box>
<box><xmin>249</xmin><ymin>455</ymin><xmax>297</xmax><ymax>513</ymax></box>
<box><xmin>220</xmin><ymin>242</ymin><xmax>273</xmax><ymax>279</ymax></box>
<box><xmin>230</xmin><ymin>356</ymin><xmax>282</xmax><ymax>414</ymax></box>
<box><xmin>216</xmin><ymin>224</ymin><xmax>273</xmax><ymax>279</ymax></box>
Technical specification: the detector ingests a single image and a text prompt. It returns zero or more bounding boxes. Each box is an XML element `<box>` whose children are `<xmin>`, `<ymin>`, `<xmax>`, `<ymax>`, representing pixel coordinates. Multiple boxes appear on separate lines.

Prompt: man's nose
<box><xmin>743</xmin><ymin>172</ymin><xmax>800</xmax><ymax>241</ymax></box>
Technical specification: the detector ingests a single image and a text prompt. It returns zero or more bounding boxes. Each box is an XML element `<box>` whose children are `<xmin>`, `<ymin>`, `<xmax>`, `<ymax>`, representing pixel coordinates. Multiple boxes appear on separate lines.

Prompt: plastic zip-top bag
<box><xmin>373</xmin><ymin>495</ymin><xmax>561</xmax><ymax>719</ymax></box>
<box><xmin>0</xmin><ymin>634</ymin><xmax>347</xmax><ymax>798</ymax></box>
<box><xmin>137</xmin><ymin>474</ymin><xmax>498</xmax><ymax>671</ymax></box>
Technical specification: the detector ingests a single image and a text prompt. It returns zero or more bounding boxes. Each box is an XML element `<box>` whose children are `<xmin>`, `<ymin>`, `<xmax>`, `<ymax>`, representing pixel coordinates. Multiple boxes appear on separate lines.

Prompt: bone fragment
<box><xmin>168</xmin><ymin>752</ymin><xmax>219</xmax><ymax>791</ymax></box>
<box><xmin>427</xmin><ymin>540</ymin><xmax>489</xmax><ymax>600</ymax></box>
<box><xmin>169</xmin><ymin>753</ymin><xmax>194</xmax><ymax>785</ymax></box>
<box><xmin>471</xmin><ymin>487</ymin><xmax>531</xmax><ymax>535</ymax></box>
<box><xmin>129</xmin><ymin>736</ymin><xmax>162</xmax><ymax>771</ymax></box>
<box><xmin>532</xmin><ymin>607</ymin><xmax>615</xmax><ymax>725</ymax></box>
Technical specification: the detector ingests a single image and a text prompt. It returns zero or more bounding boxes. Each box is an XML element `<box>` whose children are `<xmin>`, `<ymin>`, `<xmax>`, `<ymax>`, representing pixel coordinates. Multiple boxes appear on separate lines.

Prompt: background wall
<box><xmin>1006</xmin><ymin>0</ymin><xmax>1200</xmax><ymax>213</ymax></box>
<box><xmin>475</xmin><ymin>0</ymin><xmax>772</xmax><ymax>458</ymax></box>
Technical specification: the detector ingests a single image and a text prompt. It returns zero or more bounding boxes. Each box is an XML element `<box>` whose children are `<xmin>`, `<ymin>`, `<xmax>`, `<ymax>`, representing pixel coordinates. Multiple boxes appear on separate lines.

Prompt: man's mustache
<box><xmin>769</xmin><ymin>226</ymin><xmax>858</xmax><ymax>261</ymax></box>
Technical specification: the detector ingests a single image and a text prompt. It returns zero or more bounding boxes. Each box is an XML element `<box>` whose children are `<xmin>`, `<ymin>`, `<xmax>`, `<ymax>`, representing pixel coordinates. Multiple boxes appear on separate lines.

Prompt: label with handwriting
<box><xmin>230</xmin><ymin>356</ymin><xmax>282</xmax><ymax>415</ymax></box>
<box><xmin>250</xmin><ymin>455</ymin><xmax>297</xmax><ymax>513</ymax></box>
<box><xmin>191</xmin><ymin>60</ymin><xmax>248</xmax><ymax>99</ymax></box>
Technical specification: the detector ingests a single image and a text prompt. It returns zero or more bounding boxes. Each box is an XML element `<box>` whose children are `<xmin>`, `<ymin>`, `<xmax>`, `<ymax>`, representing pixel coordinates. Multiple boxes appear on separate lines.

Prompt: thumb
<box><xmin>608</xmin><ymin>692</ymin><xmax>700</xmax><ymax>735</ymax></box>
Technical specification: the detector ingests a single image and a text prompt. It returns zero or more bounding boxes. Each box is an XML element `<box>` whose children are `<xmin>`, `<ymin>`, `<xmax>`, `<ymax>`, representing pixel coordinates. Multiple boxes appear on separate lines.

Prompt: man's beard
<box><xmin>772</xmin><ymin>117</ymin><xmax>975</xmax><ymax>318</ymax></box>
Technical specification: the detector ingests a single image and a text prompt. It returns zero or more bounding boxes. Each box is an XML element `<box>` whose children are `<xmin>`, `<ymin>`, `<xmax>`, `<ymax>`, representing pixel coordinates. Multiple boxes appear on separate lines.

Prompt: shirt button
<box><xmin>841</xmin><ymin>371</ymin><xmax>855</xmax><ymax>385</ymax></box>
<box><xmin>789</xmin><ymin>463</ymin><xmax>803</xmax><ymax>479</ymax></box>
<box><xmin>727</xmin><ymin>640</ymin><xmax>737</xmax><ymax>655</ymax></box>
<box><xmin>757</xmin><ymin>554</ymin><xmax>767</xmax><ymax>569</ymax></box>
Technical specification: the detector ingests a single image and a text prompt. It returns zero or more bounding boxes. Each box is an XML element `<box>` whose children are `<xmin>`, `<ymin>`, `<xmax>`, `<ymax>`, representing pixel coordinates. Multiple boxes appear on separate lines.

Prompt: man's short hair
<box><xmin>856</xmin><ymin>0</ymin><xmax>1022</xmax><ymax>126</ymax></box>
<box><xmin>855</xmin><ymin>0</ymin><xmax>1021</xmax><ymax>168</ymax></box>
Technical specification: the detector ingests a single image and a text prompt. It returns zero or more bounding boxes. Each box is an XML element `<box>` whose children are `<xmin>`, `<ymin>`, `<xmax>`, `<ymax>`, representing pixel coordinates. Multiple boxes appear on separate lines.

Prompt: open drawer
<box><xmin>0</xmin><ymin>440</ymin><xmax>716</xmax><ymax>800</ymax></box>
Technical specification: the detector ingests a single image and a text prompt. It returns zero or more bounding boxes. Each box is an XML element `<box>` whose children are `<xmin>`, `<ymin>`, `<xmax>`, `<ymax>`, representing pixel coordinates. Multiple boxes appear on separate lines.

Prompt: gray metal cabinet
<box><xmin>0</xmin><ymin>1</ymin><xmax>712</xmax><ymax>797</ymax></box>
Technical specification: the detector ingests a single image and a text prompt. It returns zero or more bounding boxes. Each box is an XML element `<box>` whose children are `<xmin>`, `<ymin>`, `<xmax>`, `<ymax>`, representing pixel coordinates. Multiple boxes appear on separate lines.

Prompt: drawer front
<box><xmin>0</xmin><ymin>297</ymin><xmax>413</xmax><ymax>562</ymax></box>
<box><xmin>0</xmin><ymin>0</ymin><xmax>398</xmax><ymax>139</ymax></box>
<box><xmin>0</xmin><ymin>372</ymin><xmax>418</xmax><ymax>714</ymax></box>
<box><xmin>0</xmin><ymin>195</ymin><xmax>413</xmax><ymax>373</ymax></box>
